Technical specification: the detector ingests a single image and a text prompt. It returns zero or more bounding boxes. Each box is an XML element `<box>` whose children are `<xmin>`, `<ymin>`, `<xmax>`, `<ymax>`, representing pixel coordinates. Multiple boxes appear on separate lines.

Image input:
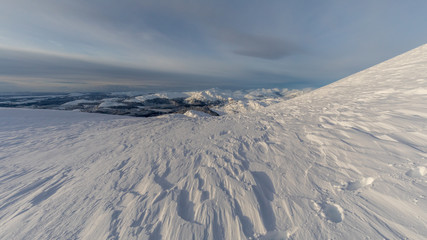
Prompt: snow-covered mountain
<box><xmin>1</xmin><ymin>44</ymin><xmax>426</xmax><ymax>239</ymax></box>
<box><xmin>0</xmin><ymin>88</ymin><xmax>309</xmax><ymax>117</ymax></box>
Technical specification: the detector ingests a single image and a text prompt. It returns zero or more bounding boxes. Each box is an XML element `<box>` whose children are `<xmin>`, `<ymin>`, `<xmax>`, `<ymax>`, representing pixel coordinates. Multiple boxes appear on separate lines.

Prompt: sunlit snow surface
<box><xmin>1</xmin><ymin>44</ymin><xmax>427</xmax><ymax>239</ymax></box>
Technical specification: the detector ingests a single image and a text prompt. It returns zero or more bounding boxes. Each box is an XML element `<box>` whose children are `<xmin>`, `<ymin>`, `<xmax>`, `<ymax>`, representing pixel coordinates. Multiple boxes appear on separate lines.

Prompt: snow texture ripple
<box><xmin>1</xmin><ymin>44</ymin><xmax>427</xmax><ymax>239</ymax></box>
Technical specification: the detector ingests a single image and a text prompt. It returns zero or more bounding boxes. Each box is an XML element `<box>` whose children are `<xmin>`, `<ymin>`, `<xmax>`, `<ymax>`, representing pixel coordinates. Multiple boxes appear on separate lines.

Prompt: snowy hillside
<box><xmin>1</xmin><ymin>44</ymin><xmax>426</xmax><ymax>239</ymax></box>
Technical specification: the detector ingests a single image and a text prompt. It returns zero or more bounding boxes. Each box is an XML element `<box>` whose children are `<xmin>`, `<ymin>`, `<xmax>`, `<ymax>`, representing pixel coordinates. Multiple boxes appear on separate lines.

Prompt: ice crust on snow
<box><xmin>184</xmin><ymin>110</ymin><xmax>212</xmax><ymax>118</ymax></box>
<box><xmin>1</xmin><ymin>44</ymin><xmax>427</xmax><ymax>239</ymax></box>
<box><xmin>346</xmin><ymin>177</ymin><xmax>375</xmax><ymax>191</ymax></box>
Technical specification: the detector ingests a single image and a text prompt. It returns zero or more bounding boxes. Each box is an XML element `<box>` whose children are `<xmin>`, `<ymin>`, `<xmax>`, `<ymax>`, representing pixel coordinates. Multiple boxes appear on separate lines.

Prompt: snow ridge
<box><xmin>0</xmin><ymin>44</ymin><xmax>426</xmax><ymax>239</ymax></box>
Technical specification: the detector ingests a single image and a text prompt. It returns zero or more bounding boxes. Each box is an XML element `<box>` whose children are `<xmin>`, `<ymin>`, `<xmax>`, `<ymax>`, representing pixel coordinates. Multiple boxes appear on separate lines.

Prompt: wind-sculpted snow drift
<box><xmin>0</xmin><ymin>44</ymin><xmax>427</xmax><ymax>239</ymax></box>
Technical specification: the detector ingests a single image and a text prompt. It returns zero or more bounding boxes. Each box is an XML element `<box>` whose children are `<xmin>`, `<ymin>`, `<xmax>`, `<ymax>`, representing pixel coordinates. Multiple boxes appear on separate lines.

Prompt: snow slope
<box><xmin>0</xmin><ymin>44</ymin><xmax>426</xmax><ymax>239</ymax></box>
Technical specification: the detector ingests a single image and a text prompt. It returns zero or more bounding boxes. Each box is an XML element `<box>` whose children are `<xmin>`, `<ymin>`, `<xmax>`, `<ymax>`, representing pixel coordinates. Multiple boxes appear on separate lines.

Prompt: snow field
<box><xmin>0</xmin><ymin>44</ymin><xmax>426</xmax><ymax>239</ymax></box>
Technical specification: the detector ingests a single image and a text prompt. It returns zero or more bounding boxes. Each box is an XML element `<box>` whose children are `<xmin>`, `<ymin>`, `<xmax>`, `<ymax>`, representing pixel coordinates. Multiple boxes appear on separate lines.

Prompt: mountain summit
<box><xmin>0</xmin><ymin>44</ymin><xmax>426</xmax><ymax>239</ymax></box>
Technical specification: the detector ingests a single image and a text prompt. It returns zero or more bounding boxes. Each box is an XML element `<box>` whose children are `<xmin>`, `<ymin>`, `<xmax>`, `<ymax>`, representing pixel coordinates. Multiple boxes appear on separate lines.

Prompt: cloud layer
<box><xmin>1</xmin><ymin>0</ymin><xmax>427</xmax><ymax>92</ymax></box>
<box><xmin>0</xmin><ymin>48</ymin><xmax>307</xmax><ymax>92</ymax></box>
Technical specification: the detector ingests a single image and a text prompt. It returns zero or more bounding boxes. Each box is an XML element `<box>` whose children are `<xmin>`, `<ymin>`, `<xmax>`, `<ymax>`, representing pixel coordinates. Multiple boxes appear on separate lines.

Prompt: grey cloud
<box><xmin>0</xmin><ymin>48</ymin><xmax>234</xmax><ymax>92</ymax></box>
<box><xmin>233</xmin><ymin>44</ymin><xmax>295</xmax><ymax>60</ymax></box>
<box><xmin>219</xmin><ymin>30</ymin><xmax>300</xmax><ymax>60</ymax></box>
<box><xmin>0</xmin><ymin>47</ymin><xmax>310</xmax><ymax>92</ymax></box>
<box><xmin>4</xmin><ymin>0</ymin><xmax>422</xmax><ymax>91</ymax></box>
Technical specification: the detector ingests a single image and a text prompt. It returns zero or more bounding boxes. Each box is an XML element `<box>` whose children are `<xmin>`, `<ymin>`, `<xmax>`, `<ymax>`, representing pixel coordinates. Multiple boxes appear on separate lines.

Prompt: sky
<box><xmin>0</xmin><ymin>0</ymin><xmax>426</xmax><ymax>93</ymax></box>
